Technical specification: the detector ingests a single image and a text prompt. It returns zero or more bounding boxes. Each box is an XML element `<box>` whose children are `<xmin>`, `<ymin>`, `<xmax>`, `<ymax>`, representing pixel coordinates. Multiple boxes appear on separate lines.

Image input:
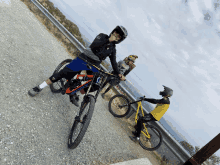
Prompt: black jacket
<box><xmin>89</xmin><ymin>33</ymin><xmax>120</xmax><ymax>75</ymax></box>
<box><xmin>143</xmin><ymin>98</ymin><xmax>170</xmax><ymax>104</ymax></box>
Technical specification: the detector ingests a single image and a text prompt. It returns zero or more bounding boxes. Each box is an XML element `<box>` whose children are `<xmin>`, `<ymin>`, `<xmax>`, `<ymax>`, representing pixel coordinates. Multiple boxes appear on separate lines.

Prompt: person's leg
<box><xmin>130</xmin><ymin>113</ymin><xmax>156</xmax><ymax>141</ymax></box>
<box><xmin>129</xmin><ymin>118</ymin><xmax>143</xmax><ymax>141</ymax></box>
<box><xmin>28</xmin><ymin>67</ymin><xmax>79</xmax><ymax>97</ymax></box>
<box><xmin>37</xmin><ymin>78</ymin><xmax>52</xmax><ymax>90</ymax></box>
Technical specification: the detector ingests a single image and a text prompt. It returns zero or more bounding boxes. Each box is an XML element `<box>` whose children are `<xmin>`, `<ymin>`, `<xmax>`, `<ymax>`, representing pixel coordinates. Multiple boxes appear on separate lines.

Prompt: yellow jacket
<box><xmin>143</xmin><ymin>97</ymin><xmax>170</xmax><ymax>121</ymax></box>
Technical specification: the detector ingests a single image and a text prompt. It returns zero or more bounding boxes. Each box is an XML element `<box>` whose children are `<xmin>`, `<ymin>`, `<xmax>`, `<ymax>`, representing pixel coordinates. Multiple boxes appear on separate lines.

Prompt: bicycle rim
<box><xmin>108</xmin><ymin>94</ymin><xmax>131</xmax><ymax>118</ymax></box>
<box><xmin>68</xmin><ymin>95</ymin><xmax>95</xmax><ymax>149</ymax></box>
<box><xmin>139</xmin><ymin>124</ymin><xmax>163</xmax><ymax>151</ymax></box>
<box><xmin>50</xmin><ymin>59</ymin><xmax>72</xmax><ymax>93</ymax></box>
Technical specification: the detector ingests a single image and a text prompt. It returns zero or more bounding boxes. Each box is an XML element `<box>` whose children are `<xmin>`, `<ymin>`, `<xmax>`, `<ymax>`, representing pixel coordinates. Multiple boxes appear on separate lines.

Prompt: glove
<box><xmin>139</xmin><ymin>96</ymin><xmax>145</xmax><ymax>100</ymax></box>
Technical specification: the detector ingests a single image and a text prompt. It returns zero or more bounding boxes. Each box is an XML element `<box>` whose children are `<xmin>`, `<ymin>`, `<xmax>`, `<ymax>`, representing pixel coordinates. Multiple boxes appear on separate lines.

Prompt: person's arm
<box><xmin>89</xmin><ymin>33</ymin><xmax>110</xmax><ymax>49</ymax></box>
<box><xmin>123</xmin><ymin>62</ymin><xmax>135</xmax><ymax>76</ymax></box>
<box><xmin>143</xmin><ymin>98</ymin><xmax>170</xmax><ymax>104</ymax></box>
<box><xmin>123</xmin><ymin>69</ymin><xmax>130</xmax><ymax>77</ymax></box>
<box><xmin>109</xmin><ymin>50</ymin><xmax>120</xmax><ymax>75</ymax></box>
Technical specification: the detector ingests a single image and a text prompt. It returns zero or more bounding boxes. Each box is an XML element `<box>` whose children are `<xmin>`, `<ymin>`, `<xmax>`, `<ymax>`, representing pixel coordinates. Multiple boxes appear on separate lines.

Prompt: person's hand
<box><xmin>139</xmin><ymin>96</ymin><xmax>145</xmax><ymax>100</ymax></box>
<box><xmin>118</xmin><ymin>74</ymin><xmax>126</xmax><ymax>81</ymax></box>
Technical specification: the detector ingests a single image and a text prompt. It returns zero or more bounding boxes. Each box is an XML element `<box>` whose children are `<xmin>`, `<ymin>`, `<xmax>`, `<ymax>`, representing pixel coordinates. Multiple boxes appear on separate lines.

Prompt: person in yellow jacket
<box><xmin>129</xmin><ymin>85</ymin><xmax>173</xmax><ymax>141</ymax></box>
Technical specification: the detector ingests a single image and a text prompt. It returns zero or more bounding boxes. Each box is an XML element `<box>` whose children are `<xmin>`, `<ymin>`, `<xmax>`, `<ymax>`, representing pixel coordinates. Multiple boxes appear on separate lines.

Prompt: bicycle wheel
<box><xmin>139</xmin><ymin>124</ymin><xmax>163</xmax><ymax>151</ymax></box>
<box><xmin>50</xmin><ymin>59</ymin><xmax>72</xmax><ymax>93</ymax></box>
<box><xmin>108</xmin><ymin>94</ymin><xmax>131</xmax><ymax>118</ymax></box>
<box><xmin>68</xmin><ymin>94</ymin><xmax>95</xmax><ymax>149</ymax></box>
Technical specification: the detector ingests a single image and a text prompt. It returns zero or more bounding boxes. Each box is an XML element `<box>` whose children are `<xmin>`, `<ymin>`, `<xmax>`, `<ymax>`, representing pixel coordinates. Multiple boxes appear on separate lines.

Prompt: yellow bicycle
<box><xmin>108</xmin><ymin>95</ymin><xmax>163</xmax><ymax>151</ymax></box>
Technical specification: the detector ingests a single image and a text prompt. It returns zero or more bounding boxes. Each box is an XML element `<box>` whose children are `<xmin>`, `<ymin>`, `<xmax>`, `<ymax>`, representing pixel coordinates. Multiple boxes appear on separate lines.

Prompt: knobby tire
<box><xmin>68</xmin><ymin>95</ymin><xmax>95</xmax><ymax>149</ymax></box>
<box><xmin>108</xmin><ymin>94</ymin><xmax>131</xmax><ymax>118</ymax></box>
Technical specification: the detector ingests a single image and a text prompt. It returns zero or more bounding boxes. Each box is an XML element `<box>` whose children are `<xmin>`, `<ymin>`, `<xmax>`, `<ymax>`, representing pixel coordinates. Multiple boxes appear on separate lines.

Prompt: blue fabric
<box><xmin>66</xmin><ymin>57</ymin><xmax>99</xmax><ymax>73</ymax></box>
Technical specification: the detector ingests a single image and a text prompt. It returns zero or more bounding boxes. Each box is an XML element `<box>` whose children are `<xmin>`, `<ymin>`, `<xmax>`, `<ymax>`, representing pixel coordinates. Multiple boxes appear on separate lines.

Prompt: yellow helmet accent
<box><xmin>128</xmin><ymin>55</ymin><xmax>138</xmax><ymax>62</ymax></box>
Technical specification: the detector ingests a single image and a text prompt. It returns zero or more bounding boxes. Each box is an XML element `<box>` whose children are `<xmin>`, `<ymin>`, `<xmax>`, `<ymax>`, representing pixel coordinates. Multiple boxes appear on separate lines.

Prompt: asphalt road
<box><xmin>0</xmin><ymin>0</ymin><xmax>155</xmax><ymax>165</ymax></box>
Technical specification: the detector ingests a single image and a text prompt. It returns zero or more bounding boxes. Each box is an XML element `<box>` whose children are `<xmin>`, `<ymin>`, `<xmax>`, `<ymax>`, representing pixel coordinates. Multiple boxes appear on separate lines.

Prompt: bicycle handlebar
<box><xmin>138</xmin><ymin>95</ymin><xmax>146</xmax><ymax>101</ymax></box>
<box><xmin>79</xmin><ymin>56</ymin><xmax>120</xmax><ymax>78</ymax></box>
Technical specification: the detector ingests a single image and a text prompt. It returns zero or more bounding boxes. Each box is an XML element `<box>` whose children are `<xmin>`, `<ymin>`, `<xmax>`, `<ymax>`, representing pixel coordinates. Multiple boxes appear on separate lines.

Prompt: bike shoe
<box><xmin>101</xmin><ymin>93</ymin><xmax>105</xmax><ymax>98</ymax></box>
<box><xmin>132</xmin><ymin>131</ymin><xmax>138</xmax><ymax>136</ymax></box>
<box><xmin>28</xmin><ymin>86</ymin><xmax>42</xmax><ymax>97</ymax></box>
<box><xmin>129</xmin><ymin>136</ymin><xmax>140</xmax><ymax>142</ymax></box>
<box><xmin>70</xmin><ymin>94</ymin><xmax>79</xmax><ymax>107</ymax></box>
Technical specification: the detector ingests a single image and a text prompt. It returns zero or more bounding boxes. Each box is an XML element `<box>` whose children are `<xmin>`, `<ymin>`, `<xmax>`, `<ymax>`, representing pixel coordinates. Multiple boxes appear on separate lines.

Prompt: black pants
<box><xmin>135</xmin><ymin>113</ymin><xmax>157</xmax><ymax>137</ymax></box>
<box><xmin>49</xmin><ymin>66</ymin><xmax>80</xmax><ymax>83</ymax></box>
<box><xmin>49</xmin><ymin>67</ymin><xmax>99</xmax><ymax>93</ymax></box>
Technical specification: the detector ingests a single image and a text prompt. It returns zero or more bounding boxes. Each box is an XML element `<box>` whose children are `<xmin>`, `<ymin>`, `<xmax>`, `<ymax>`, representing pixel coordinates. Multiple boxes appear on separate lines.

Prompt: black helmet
<box><xmin>110</xmin><ymin>26</ymin><xmax>128</xmax><ymax>44</ymax></box>
<box><xmin>159</xmin><ymin>85</ymin><xmax>173</xmax><ymax>97</ymax></box>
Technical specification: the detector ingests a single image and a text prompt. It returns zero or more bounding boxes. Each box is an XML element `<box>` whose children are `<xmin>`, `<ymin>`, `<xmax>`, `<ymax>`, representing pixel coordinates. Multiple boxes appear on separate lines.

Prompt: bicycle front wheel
<box><xmin>50</xmin><ymin>59</ymin><xmax>72</xmax><ymax>93</ymax></box>
<box><xmin>139</xmin><ymin>124</ymin><xmax>163</xmax><ymax>151</ymax></box>
<box><xmin>68</xmin><ymin>95</ymin><xmax>95</xmax><ymax>149</ymax></box>
<box><xmin>108</xmin><ymin>94</ymin><xmax>131</xmax><ymax>118</ymax></box>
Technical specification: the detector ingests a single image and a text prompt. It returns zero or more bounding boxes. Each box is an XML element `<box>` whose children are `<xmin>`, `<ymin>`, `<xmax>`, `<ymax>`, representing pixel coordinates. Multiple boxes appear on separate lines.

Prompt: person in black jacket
<box><xmin>28</xmin><ymin>26</ymin><xmax>128</xmax><ymax>107</ymax></box>
<box><xmin>129</xmin><ymin>85</ymin><xmax>173</xmax><ymax>142</ymax></box>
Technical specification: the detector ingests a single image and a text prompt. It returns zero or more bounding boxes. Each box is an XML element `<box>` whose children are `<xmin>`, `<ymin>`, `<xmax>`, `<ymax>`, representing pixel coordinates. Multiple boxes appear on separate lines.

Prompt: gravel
<box><xmin>0</xmin><ymin>0</ymin><xmax>149</xmax><ymax>164</ymax></box>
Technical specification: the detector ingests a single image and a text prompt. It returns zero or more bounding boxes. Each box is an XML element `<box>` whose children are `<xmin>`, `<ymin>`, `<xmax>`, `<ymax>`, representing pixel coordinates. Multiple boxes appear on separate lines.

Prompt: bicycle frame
<box><xmin>63</xmin><ymin>70</ymin><xmax>110</xmax><ymax>103</ymax></box>
<box><xmin>132</xmin><ymin>101</ymin><xmax>152</xmax><ymax>139</ymax></box>
<box><xmin>65</xmin><ymin>74</ymin><xmax>94</xmax><ymax>95</ymax></box>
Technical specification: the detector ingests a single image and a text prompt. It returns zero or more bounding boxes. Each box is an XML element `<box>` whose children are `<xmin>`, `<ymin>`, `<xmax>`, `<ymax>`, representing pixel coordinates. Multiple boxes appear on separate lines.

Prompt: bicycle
<box><xmin>108</xmin><ymin>95</ymin><xmax>163</xmax><ymax>151</ymax></box>
<box><xmin>50</xmin><ymin>58</ymin><xmax>119</xmax><ymax>149</ymax></box>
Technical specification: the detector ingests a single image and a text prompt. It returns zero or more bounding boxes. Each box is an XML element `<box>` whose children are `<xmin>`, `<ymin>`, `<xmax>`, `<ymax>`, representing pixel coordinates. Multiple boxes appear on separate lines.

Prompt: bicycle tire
<box><xmin>68</xmin><ymin>94</ymin><xmax>95</xmax><ymax>149</ymax></box>
<box><xmin>108</xmin><ymin>94</ymin><xmax>131</xmax><ymax>118</ymax></box>
<box><xmin>50</xmin><ymin>59</ymin><xmax>72</xmax><ymax>93</ymax></box>
<box><xmin>139</xmin><ymin>124</ymin><xmax>163</xmax><ymax>151</ymax></box>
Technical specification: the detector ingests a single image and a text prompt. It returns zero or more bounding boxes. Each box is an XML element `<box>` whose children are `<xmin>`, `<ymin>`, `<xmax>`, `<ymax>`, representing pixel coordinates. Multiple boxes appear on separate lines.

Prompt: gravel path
<box><xmin>0</xmin><ymin>0</ymin><xmax>158</xmax><ymax>164</ymax></box>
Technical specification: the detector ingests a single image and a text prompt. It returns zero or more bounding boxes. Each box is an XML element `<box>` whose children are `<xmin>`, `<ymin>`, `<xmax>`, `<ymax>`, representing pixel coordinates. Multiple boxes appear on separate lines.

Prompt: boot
<box><xmin>132</xmin><ymin>131</ymin><xmax>137</xmax><ymax>136</ymax></box>
<box><xmin>129</xmin><ymin>136</ymin><xmax>140</xmax><ymax>142</ymax></box>
<box><xmin>28</xmin><ymin>86</ymin><xmax>42</xmax><ymax>97</ymax></box>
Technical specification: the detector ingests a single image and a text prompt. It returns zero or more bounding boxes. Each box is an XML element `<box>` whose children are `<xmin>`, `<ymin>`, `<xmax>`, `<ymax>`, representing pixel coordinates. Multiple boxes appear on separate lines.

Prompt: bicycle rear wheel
<box><xmin>108</xmin><ymin>94</ymin><xmax>131</xmax><ymax>118</ymax></box>
<box><xmin>139</xmin><ymin>124</ymin><xmax>163</xmax><ymax>151</ymax></box>
<box><xmin>50</xmin><ymin>59</ymin><xmax>72</xmax><ymax>93</ymax></box>
<box><xmin>68</xmin><ymin>94</ymin><xmax>95</xmax><ymax>149</ymax></box>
